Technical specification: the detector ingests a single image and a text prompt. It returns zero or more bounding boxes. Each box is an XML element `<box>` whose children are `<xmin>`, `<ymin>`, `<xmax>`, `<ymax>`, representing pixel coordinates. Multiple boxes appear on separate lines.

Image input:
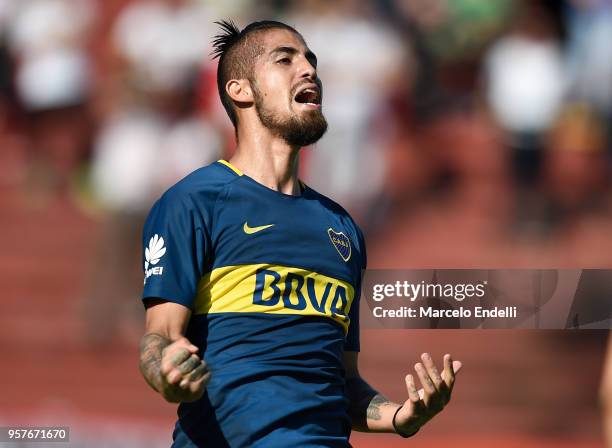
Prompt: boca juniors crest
<box><xmin>327</xmin><ymin>228</ymin><xmax>351</xmax><ymax>262</ymax></box>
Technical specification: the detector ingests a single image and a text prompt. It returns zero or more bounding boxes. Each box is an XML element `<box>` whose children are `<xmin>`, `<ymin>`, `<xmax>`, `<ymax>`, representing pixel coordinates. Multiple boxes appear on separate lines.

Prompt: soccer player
<box><xmin>138</xmin><ymin>20</ymin><xmax>462</xmax><ymax>447</ymax></box>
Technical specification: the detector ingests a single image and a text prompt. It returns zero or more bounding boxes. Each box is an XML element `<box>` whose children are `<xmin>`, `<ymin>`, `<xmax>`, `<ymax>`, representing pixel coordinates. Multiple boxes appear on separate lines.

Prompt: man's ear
<box><xmin>226</xmin><ymin>79</ymin><xmax>253</xmax><ymax>104</ymax></box>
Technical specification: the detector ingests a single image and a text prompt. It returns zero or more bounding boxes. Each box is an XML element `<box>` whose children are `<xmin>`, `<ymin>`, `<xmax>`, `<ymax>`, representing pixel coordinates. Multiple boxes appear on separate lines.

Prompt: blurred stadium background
<box><xmin>0</xmin><ymin>0</ymin><xmax>610</xmax><ymax>446</ymax></box>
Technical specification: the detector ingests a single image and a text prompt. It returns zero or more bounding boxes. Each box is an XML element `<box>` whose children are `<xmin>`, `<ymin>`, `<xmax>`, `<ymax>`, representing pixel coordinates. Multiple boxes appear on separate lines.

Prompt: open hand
<box><xmin>393</xmin><ymin>353</ymin><xmax>462</xmax><ymax>436</ymax></box>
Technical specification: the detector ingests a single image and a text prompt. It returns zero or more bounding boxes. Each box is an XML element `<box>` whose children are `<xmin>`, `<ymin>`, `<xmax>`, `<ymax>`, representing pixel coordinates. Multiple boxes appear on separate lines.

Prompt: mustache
<box><xmin>291</xmin><ymin>78</ymin><xmax>323</xmax><ymax>97</ymax></box>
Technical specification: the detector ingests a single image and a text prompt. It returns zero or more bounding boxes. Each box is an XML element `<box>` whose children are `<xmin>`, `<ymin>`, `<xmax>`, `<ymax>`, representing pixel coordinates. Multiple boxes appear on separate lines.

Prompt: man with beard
<box><xmin>138</xmin><ymin>20</ymin><xmax>461</xmax><ymax>447</ymax></box>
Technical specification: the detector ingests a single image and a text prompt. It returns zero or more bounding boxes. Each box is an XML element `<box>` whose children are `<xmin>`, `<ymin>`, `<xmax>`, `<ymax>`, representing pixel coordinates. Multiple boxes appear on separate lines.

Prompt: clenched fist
<box><xmin>159</xmin><ymin>337</ymin><xmax>211</xmax><ymax>403</ymax></box>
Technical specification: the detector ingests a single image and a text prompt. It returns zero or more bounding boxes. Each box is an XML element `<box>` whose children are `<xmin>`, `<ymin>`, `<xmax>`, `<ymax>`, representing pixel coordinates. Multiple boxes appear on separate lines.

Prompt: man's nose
<box><xmin>297</xmin><ymin>57</ymin><xmax>316</xmax><ymax>80</ymax></box>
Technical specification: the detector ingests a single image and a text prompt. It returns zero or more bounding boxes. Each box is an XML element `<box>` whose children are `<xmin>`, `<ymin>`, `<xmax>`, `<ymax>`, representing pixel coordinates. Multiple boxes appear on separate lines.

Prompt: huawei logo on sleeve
<box><xmin>144</xmin><ymin>234</ymin><xmax>166</xmax><ymax>284</ymax></box>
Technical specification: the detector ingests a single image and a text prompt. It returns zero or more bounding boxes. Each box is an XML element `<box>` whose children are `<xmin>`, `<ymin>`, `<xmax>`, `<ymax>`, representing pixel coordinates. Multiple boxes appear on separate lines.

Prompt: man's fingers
<box><xmin>174</xmin><ymin>374</ymin><xmax>208</xmax><ymax>402</ymax></box>
<box><xmin>159</xmin><ymin>338</ymin><xmax>208</xmax><ymax>402</ymax></box>
<box><xmin>172</xmin><ymin>349</ymin><xmax>194</xmax><ymax>368</ymax></box>
<box><xmin>414</xmin><ymin>362</ymin><xmax>436</xmax><ymax>396</ymax></box>
<box><xmin>177</xmin><ymin>363</ymin><xmax>210</xmax><ymax>391</ymax></box>
<box><xmin>418</xmin><ymin>387</ymin><xmax>425</xmax><ymax>400</ymax></box>
<box><xmin>421</xmin><ymin>353</ymin><xmax>443</xmax><ymax>391</ymax></box>
<box><xmin>405</xmin><ymin>374</ymin><xmax>421</xmax><ymax>403</ymax></box>
<box><xmin>161</xmin><ymin>347</ymin><xmax>191</xmax><ymax>375</ymax></box>
<box><xmin>166</xmin><ymin>368</ymin><xmax>183</xmax><ymax>385</ymax></box>
<box><xmin>441</xmin><ymin>357</ymin><xmax>462</xmax><ymax>383</ymax></box>
<box><xmin>164</xmin><ymin>354</ymin><xmax>197</xmax><ymax>385</ymax></box>
<box><xmin>160</xmin><ymin>336</ymin><xmax>201</xmax><ymax>375</ymax></box>
<box><xmin>441</xmin><ymin>354</ymin><xmax>455</xmax><ymax>389</ymax></box>
<box><xmin>178</xmin><ymin>354</ymin><xmax>201</xmax><ymax>375</ymax></box>
<box><xmin>172</xmin><ymin>358</ymin><xmax>209</xmax><ymax>389</ymax></box>
<box><xmin>189</xmin><ymin>371</ymin><xmax>211</xmax><ymax>395</ymax></box>
<box><xmin>399</xmin><ymin>375</ymin><xmax>428</xmax><ymax>428</ymax></box>
<box><xmin>188</xmin><ymin>362</ymin><xmax>209</xmax><ymax>382</ymax></box>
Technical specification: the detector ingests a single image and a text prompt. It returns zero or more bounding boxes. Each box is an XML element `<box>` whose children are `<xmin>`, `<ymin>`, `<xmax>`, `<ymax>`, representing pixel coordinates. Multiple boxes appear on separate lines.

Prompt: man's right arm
<box><xmin>139</xmin><ymin>299</ymin><xmax>210</xmax><ymax>403</ymax></box>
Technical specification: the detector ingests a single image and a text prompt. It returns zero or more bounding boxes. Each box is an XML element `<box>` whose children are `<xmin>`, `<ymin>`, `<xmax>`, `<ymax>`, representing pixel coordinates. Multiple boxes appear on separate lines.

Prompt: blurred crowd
<box><xmin>1</xmin><ymin>0</ymin><xmax>612</xmax><ymax>333</ymax></box>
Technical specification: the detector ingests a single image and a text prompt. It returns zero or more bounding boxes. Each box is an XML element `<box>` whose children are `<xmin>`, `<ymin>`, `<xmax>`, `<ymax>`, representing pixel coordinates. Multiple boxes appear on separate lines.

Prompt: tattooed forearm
<box><xmin>367</xmin><ymin>394</ymin><xmax>391</xmax><ymax>421</ymax></box>
<box><xmin>345</xmin><ymin>377</ymin><xmax>393</xmax><ymax>431</ymax></box>
<box><xmin>139</xmin><ymin>333</ymin><xmax>171</xmax><ymax>392</ymax></box>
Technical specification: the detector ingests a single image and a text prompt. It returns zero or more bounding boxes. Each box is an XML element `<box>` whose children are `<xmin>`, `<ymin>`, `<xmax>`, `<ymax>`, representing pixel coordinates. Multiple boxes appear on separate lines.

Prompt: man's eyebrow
<box><xmin>270</xmin><ymin>46</ymin><xmax>318</xmax><ymax>66</ymax></box>
<box><xmin>270</xmin><ymin>46</ymin><xmax>298</xmax><ymax>56</ymax></box>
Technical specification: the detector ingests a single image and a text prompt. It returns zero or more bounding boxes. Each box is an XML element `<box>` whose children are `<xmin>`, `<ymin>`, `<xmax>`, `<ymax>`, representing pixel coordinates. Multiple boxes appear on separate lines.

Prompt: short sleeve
<box><xmin>344</xmin><ymin>226</ymin><xmax>367</xmax><ymax>352</ymax></box>
<box><xmin>141</xmin><ymin>190</ymin><xmax>207</xmax><ymax>308</ymax></box>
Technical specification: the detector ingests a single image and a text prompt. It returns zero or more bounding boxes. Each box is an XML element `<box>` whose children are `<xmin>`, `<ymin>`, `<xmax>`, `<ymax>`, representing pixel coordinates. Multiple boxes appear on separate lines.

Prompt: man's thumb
<box><xmin>452</xmin><ymin>360</ymin><xmax>462</xmax><ymax>374</ymax></box>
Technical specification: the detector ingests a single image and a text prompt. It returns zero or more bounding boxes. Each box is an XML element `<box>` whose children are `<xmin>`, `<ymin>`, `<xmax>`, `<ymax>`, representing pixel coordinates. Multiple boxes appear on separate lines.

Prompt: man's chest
<box><xmin>192</xmin><ymin>188</ymin><xmax>363</xmax><ymax>326</ymax></box>
<box><xmin>207</xmin><ymin>188</ymin><xmax>361</xmax><ymax>283</ymax></box>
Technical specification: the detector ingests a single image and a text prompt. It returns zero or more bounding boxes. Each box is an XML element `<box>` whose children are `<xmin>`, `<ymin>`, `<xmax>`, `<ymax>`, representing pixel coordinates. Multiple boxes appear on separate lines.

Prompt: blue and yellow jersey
<box><xmin>141</xmin><ymin>160</ymin><xmax>366</xmax><ymax>448</ymax></box>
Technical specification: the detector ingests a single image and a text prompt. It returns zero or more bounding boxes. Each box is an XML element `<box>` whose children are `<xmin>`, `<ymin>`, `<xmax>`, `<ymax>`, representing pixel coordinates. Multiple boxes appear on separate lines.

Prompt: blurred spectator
<box><xmin>84</xmin><ymin>94</ymin><xmax>223</xmax><ymax>344</ymax></box>
<box><xmin>367</xmin><ymin>102</ymin><xmax>512</xmax><ymax>269</ymax></box>
<box><xmin>565</xmin><ymin>0</ymin><xmax>612</xmax><ymax>117</ymax></box>
<box><xmin>90</xmin><ymin>101</ymin><xmax>223</xmax><ymax>213</ymax></box>
<box><xmin>483</xmin><ymin>1</ymin><xmax>566</xmax><ymax>187</ymax></box>
<box><xmin>9</xmin><ymin>0</ymin><xmax>94</xmax><ymax>110</ymax></box>
<box><xmin>80</xmin><ymin>0</ymin><xmax>225</xmax><ymax>345</ymax></box>
<box><xmin>2</xmin><ymin>0</ymin><xmax>96</xmax><ymax>201</ymax></box>
<box><xmin>111</xmin><ymin>0</ymin><xmax>215</xmax><ymax>94</ymax></box>
<box><xmin>90</xmin><ymin>140</ymin><xmax>218</xmax><ymax>343</ymax></box>
<box><xmin>0</xmin><ymin>17</ymin><xmax>26</xmax><ymax>189</ymax></box>
<box><xmin>393</xmin><ymin>0</ymin><xmax>513</xmax><ymax>92</ymax></box>
<box><xmin>542</xmin><ymin>103</ymin><xmax>609</xmax><ymax>228</ymax></box>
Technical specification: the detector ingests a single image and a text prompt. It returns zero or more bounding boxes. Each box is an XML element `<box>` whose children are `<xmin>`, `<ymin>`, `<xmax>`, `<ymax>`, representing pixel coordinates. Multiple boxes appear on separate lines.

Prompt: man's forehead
<box><xmin>259</xmin><ymin>28</ymin><xmax>308</xmax><ymax>53</ymax></box>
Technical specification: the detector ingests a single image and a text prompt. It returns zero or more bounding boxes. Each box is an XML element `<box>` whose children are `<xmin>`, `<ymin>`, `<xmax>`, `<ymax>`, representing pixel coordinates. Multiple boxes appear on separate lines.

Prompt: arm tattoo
<box><xmin>139</xmin><ymin>333</ymin><xmax>171</xmax><ymax>392</ymax></box>
<box><xmin>367</xmin><ymin>394</ymin><xmax>390</xmax><ymax>421</ymax></box>
<box><xmin>345</xmin><ymin>377</ymin><xmax>393</xmax><ymax>431</ymax></box>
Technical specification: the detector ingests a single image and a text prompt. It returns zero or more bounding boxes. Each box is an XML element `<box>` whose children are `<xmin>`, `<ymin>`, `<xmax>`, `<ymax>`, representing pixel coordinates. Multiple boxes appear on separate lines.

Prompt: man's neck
<box><xmin>230</xmin><ymin>136</ymin><xmax>302</xmax><ymax>196</ymax></box>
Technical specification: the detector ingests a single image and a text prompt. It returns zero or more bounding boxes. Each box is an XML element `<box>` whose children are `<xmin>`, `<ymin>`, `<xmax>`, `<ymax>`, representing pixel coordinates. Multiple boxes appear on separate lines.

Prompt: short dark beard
<box><xmin>252</xmin><ymin>81</ymin><xmax>328</xmax><ymax>147</ymax></box>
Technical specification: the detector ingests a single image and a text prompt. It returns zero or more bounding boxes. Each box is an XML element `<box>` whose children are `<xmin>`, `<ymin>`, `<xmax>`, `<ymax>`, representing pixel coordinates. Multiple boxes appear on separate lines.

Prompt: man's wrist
<box><xmin>139</xmin><ymin>333</ymin><xmax>171</xmax><ymax>392</ymax></box>
<box><xmin>392</xmin><ymin>405</ymin><xmax>420</xmax><ymax>438</ymax></box>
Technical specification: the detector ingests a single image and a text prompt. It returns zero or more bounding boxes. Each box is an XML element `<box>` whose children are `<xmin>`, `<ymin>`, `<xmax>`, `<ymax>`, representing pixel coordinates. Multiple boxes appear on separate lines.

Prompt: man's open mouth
<box><xmin>294</xmin><ymin>85</ymin><xmax>321</xmax><ymax>106</ymax></box>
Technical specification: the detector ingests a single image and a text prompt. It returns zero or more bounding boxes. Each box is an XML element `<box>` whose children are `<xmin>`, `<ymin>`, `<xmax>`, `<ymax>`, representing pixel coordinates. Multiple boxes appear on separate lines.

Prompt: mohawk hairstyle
<box><xmin>211</xmin><ymin>19</ymin><xmax>241</xmax><ymax>61</ymax></box>
<box><xmin>211</xmin><ymin>19</ymin><xmax>301</xmax><ymax>127</ymax></box>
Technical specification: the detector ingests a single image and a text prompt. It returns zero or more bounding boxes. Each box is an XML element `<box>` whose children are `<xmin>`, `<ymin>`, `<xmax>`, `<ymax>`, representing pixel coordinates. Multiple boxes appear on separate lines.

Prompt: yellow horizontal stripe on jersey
<box><xmin>194</xmin><ymin>264</ymin><xmax>355</xmax><ymax>333</ymax></box>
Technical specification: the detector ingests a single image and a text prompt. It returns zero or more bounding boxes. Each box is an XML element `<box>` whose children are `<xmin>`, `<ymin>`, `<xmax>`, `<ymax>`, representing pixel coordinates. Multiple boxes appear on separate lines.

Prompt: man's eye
<box><xmin>277</xmin><ymin>58</ymin><xmax>291</xmax><ymax>65</ymax></box>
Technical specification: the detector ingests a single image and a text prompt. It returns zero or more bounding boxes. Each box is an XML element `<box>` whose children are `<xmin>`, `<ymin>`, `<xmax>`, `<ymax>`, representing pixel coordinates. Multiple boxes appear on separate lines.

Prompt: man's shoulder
<box><xmin>170</xmin><ymin>160</ymin><xmax>239</xmax><ymax>196</ymax></box>
<box><xmin>305</xmin><ymin>184</ymin><xmax>361</xmax><ymax>229</ymax></box>
<box><xmin>158</xmin><ymin>160</ymin><xmax>240</xmax><ymax>206</ymax></box>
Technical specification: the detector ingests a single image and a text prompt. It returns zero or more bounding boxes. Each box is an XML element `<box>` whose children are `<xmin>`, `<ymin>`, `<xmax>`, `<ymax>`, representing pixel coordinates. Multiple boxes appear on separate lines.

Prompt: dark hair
<box><xmin>211</xmin><ymin>20</ymin><xmax>301</xmax><ymax>127</ymax></box>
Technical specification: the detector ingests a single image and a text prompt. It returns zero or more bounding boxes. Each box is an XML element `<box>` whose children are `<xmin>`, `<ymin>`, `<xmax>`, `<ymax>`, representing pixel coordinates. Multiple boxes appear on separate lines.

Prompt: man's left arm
<box><xmin>343</xmin><ymin>351</ymin><xmax>462</xmax><ymax>437</ymax></box>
